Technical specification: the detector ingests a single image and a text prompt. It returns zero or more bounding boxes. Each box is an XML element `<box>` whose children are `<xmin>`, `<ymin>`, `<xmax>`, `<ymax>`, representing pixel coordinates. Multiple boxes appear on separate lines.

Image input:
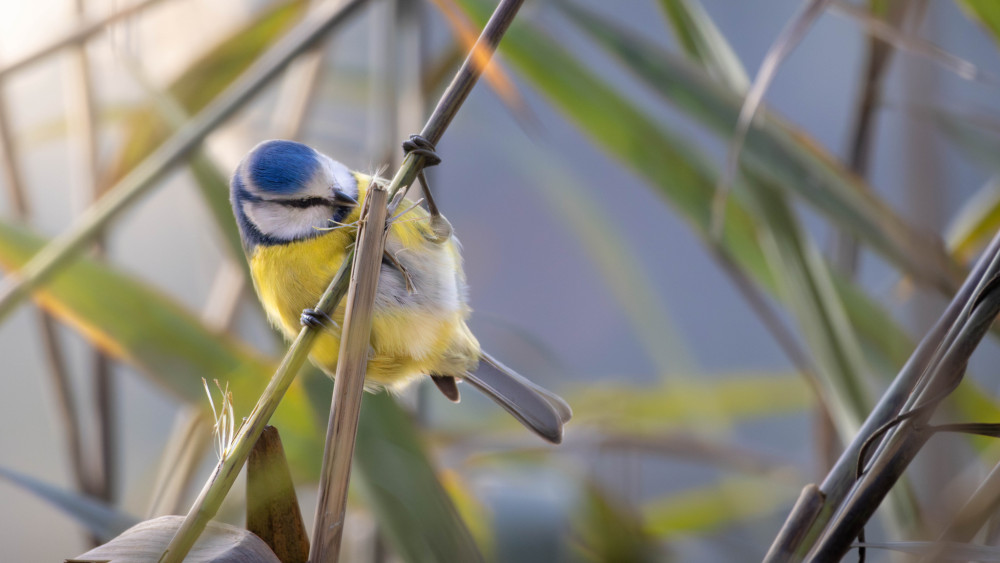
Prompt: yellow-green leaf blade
<box><xmin>0</xmin><ymin>219</ymin><xmax>322</xmax><ymax>473</ymax></box>
<box><xmin>558</xmin><ymin>1</ymin><xmax>957</xmax><ymax>293</ymax></box>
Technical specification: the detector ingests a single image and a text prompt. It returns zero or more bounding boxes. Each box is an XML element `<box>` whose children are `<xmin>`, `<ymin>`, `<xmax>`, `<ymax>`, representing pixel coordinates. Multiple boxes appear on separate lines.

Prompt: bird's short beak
<box><xmin>332</xmin><ymin>190</ymin><xmax>359</xmax><ymax>207</ymax></box>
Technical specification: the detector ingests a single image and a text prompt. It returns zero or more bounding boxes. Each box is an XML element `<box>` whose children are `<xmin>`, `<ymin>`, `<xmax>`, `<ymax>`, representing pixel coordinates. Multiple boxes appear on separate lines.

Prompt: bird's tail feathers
<box><xmin>462</xmin><ymin>352</ymin><xmax>572</xmax><ymax>444</ymax></box>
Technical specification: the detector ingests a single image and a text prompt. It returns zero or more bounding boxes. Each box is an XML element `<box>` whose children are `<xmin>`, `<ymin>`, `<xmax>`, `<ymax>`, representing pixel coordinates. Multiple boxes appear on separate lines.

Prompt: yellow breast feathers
<box><xmin>249</xmin><ymin>174</ymin><xmax>479</xmax><ymax>389</ymax></box>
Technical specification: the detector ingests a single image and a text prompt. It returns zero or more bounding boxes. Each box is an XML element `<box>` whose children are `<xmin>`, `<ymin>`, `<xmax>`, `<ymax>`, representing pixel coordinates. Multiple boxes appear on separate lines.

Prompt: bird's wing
<box><xmin>462</xmin><ymin>352</ymin><xmax>572</xmax><ymax>444</ymax></box>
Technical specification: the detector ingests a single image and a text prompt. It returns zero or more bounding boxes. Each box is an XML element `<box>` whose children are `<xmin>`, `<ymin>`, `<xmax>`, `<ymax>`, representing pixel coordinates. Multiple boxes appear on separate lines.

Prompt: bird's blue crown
<box><xmin>245</xmin><ymin>140</ymin><xmax>319</xmax><ymax>194</ymax></box>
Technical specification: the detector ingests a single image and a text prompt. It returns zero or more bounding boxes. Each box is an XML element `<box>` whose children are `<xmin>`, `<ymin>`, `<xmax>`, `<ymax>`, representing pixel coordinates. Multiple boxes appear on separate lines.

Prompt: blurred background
<box><xmin>3</xmin><ymin>0</ymin><xmax>1000</xmax><ymax>561</ymax></box>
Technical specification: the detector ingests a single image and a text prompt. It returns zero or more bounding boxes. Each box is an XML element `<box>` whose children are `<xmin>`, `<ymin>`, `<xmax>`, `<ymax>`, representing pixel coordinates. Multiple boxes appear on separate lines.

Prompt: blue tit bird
<box><xmin>230</xmin><ymin>139</ymin><xmax>571</xmax><ymax>443</ymax></box>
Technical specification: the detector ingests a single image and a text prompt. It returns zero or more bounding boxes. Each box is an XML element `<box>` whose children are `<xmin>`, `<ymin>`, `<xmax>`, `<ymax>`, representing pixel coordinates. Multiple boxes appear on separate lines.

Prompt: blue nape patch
<box><xmin>247</xmin><ymin>140</ymin><xmax>318</xmax><ymax>194</ymax></box>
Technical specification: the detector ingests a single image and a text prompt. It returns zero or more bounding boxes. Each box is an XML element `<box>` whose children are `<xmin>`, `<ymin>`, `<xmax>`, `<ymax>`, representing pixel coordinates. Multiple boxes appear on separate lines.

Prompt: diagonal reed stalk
<box><xmin>0</xmin><ymin>0</ymin><xmax>367</xmax><ymax>325</ymax></box>
<box><xmin>159</xmin><ymin>1</ymin><xmax>525</xmax><ymax>561</ymax></box>
<box><xmin>764</xmin><ymin>229</ymin><xmax>1000</xmax><ymax>562</ymax></box>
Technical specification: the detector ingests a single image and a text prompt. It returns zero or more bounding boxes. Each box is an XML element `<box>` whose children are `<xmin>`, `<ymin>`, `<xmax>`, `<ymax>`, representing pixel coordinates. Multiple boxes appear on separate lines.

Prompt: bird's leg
<box><xmin>415</xmin><ymin>170</ymin><xmax>453</xmax><ymax>243</ymax></box>
<box><xmin>402</xmin><ymin>134</ymin><xmax>452</xmax><ymax>243</ymax></box>
<box><xmin>300</xmin><ymin>308</ymin><xmax>339</xmax><ymax>333</ymax></box>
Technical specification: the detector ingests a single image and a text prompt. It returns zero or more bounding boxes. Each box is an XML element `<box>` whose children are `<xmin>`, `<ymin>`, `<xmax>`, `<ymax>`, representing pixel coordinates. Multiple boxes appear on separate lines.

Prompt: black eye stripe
<box><xmin>272</xmin><ymin>197</ymin><xmax>337</xmax><ymax>209</ymax></box>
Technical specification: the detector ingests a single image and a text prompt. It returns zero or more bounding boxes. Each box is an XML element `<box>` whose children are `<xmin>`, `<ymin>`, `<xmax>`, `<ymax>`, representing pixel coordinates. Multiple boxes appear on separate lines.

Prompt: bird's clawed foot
<box><xmin>300</xmin><ymin>308</ymin><xmax>339</xmax><ymax>332</ymax></box>
<box><xmin>402</xmin><ymin>134</ymin><xmax>442</xmax><ymax>168</ymax></box>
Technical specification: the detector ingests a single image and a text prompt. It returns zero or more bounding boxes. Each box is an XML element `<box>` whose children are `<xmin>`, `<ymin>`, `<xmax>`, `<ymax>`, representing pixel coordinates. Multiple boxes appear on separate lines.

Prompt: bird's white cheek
<box><xmin>244</xmin><ymin>201</ymin><xmax>330</xmax><ymax>240</ymax></box>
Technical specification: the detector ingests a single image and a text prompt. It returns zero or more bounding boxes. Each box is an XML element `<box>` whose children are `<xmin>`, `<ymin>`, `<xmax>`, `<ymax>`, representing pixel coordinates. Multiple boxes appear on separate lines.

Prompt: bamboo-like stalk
<box><xmin>0</xmin><ymin>0</ymin><xmax>168</xmax><ymax>81</ymax></box>
<box><xmin>309</xmin><ymin>185</ymin><xmax>389</xmax><ymax>563</ymax></box>
<box><xmin>764</xmin><ymin>229</ymin><xmax>1000</xmax><ymax>561</ymax></box>
<box><xmin>0</xmin><ymin>0</ymin><xmax>367</xmax><ymax>325</ymax></box>
<box><xmin>366</xmin><ymin>3</ymin><xmax>405</xmax><ymax>559</ymax></box>
<box><xmin>310</xmin><ymin>3</ymin><xmax>525</xmax><ymax>557</ymax></box>
<box><xmin>158</xmin><ymin>1</ymin><xmax>524</xmax><ymax>560</ymax></box>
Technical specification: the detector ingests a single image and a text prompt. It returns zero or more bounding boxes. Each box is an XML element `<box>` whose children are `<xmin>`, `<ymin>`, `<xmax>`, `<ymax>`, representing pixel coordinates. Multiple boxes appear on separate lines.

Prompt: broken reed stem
<box><xmin>310</xmin><ymin>185</ymin><xmax>389</xmax><ymax>563</ymax></box>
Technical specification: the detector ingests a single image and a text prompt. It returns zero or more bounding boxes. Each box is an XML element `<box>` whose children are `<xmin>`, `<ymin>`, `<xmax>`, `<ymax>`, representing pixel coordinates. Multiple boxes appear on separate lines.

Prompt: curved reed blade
<box><xmin>711</xmin><ymin>0</ymin><xmax>834</xmax><ymax>239</ymax></box>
